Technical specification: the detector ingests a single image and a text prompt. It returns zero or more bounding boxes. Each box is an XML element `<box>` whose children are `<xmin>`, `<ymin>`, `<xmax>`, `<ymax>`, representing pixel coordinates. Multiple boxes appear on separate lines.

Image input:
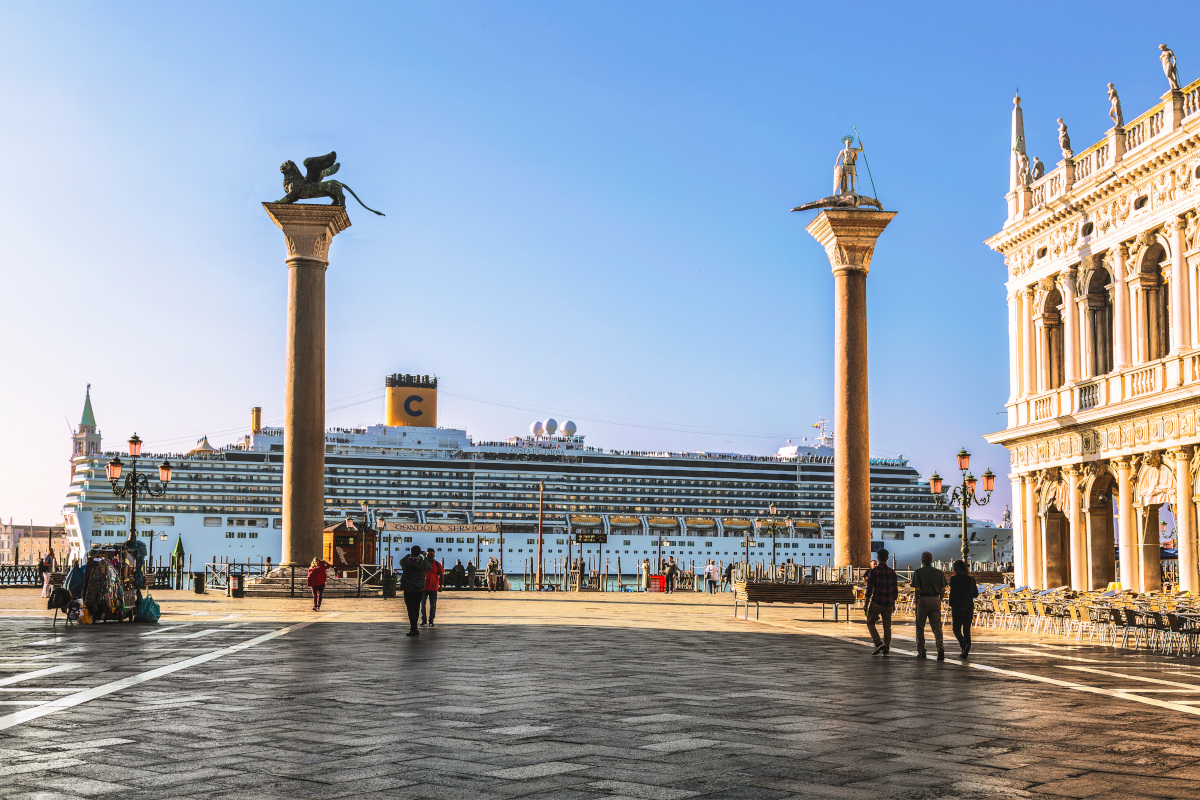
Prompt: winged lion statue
<box><xmin>276</xmin><ymin>151</ymin><xmax>385</xmax><ymax>216</ymax></box>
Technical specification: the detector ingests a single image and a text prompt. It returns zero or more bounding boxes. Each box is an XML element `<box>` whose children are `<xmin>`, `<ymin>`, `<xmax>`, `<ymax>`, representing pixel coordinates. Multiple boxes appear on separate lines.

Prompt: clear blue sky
<box><xmin>1</xmin><ymin>1</ymin><xmax>1194</xmax><ymax>524</ymax></box>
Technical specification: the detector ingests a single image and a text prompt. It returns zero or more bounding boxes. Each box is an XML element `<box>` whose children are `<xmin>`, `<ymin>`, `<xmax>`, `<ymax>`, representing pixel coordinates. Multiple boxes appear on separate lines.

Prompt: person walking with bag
<box><xmin>911</xmin><ymin>551</ymin><xmax>948</xmax><ymax>660</ymax></box>
<box><xmin>40</xmin><ymin>549</ymin><xmax>57</xmax><ymax>599</ymax></box>
<box><xmin>421</xmin><ymin>549</ymin><xmax>444</xmax><ymax>627</ymax></box>
<box><xmin>863</xmin><ymin>548</ymin><xmax>898</xmax><ymax>656</ymax></box>
<box><xmin>400</xmin><ymin>546</ymin><xmax>429</xmax><ymax>636</ymax></box>
<box><xmin>307</xmin><ymin>557</ymin><xmax>330</xmax><ymax>611</ymax></box>
<box><xmin>949</xmin><ymin>560</ymin><xmax>979</xmax><ymax>658</ymax></box>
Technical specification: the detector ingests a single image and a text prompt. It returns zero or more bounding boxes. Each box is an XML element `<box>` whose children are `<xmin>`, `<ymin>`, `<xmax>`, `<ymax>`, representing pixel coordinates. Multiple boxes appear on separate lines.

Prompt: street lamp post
<box><xmin>768</xmin><ymin>502</ymin><xmax>778</xmax><ymax>569</ymax></box>
<box><xmin>107</xmin><ymin>434</ymin><xmax>173</xmax><ymax>548</ymax></box>
<box><xmin>929</xmin><ymin>448</ymin><xmax>994</xmax><ymax>565</ymax></box>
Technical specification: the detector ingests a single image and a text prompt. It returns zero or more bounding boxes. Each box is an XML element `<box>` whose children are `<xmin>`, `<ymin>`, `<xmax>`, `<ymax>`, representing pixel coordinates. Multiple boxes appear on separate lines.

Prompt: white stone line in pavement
<box><xmin>0</xmin><ymin>701</ymin><xmax>43</xmax><ymax>706</ymax></box>
<box><xmin>159</xmin><ymin>623</ymin><xmax>244</xmax><ymax>640</ymax></box>
<box><xmin>0</xmin><ymin>619</ymin><xmax>316</xmax><ymax>731</ymax></box>
<box><xmin>0</xmin><ymin>664</ymin><xmax>78</xmax><ymax>687</ymax></box>
<box><xmin>0</xmin><ymin>688</ymin><xmax>77</xmax><ymax>693</ymax></box>
<box><xmin>758</xmin><ymin>619</ymin><xmax>1200</xmax><ymax>717</ymax></box>
<box><xmin>1058</xmin><ymin>665</ymin><xmax>1200</xmax><ymax>690</ymax></box>
<box><xmin>141</xmin><ymin>621</ymin><xmax>200</xmax><ymax>636</ymax></box>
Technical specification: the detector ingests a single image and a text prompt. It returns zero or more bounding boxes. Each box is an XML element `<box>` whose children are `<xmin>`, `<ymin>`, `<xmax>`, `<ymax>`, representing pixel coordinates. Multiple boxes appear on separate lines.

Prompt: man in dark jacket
<box><xmin>399</xmin><ymin>546</ymin><xmax>429</xmax><ymax>637</ymax></box>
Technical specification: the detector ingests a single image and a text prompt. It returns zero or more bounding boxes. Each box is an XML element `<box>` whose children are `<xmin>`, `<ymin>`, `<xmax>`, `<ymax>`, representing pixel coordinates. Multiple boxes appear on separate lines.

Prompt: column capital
<box><xmin>263</xmin><ymin>203</ymin><xmax>352</xmax><ymax>265</ymax></box>
<box><xmin>805</xmin><ymin>209</ymin><xmax>897</xmax><ymax>275</ymax></box>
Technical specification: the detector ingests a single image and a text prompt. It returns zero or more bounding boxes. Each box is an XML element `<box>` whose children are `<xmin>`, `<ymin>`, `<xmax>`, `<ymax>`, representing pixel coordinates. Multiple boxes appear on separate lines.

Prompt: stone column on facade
<box><xmin>1078</xmin><ymin>292</ymin><xmax>1093</xmax><ymax>380</ymax></box>
<box><xmin>1171</xmin><ymin>215</ymin><xmax>1191</xmax><ymax>354</ymax></box>
<box><xmin>263</xmin><ymin>203</ymin><xmax>352</xmax><ymax>566</ymax></box>
<box><xmin>1141</xmin><ymin>501</ymin><xmax>1163</xmax><ymax>593</ymax></box>
<box><xmin>1173</xmin><ymin>447</ymin><xmax>1197</xmax><ymax>593</ymax></box>
<box><xmin>1008</xmin><ymin>291</ymin><xmax>1022</xmax><ymax>401</ymax></box>
<box><xmin>805</xmin><ymin>209</ymin><xmax>896</xmax><ymax>568</ymax></box>
<box><xmin>1025</xmin><ymin>474</ymin><xmax>1042</xmax><ymax>589</ymax></box>
<box><xmin>1114</xmin><ymin>458</ymin><xmax>1137</xmax><ymax>590</ymax></box>
<box><xmin>1064</xmin><ymin>467</ymin><xmax>1086</xmax><ymax>589</ymax></box>
<box><xmin>1010</xmin><ymin>474</ymin><xmax>1026</xmax><ymax>587</ymax></box>
<box><xmin>1022</xmin><ymin>287</ymin><xmax>1036</xmax><ymax>398</ymax></box>
<box><xmin>1061</xmin><ymin>268</ymin><xmax>1080</xmax><ymax>384</ymax></box>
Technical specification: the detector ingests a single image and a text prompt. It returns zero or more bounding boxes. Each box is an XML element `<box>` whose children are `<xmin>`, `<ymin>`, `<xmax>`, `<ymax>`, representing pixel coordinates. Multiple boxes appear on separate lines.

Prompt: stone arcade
<box><xmin>987</xmin><ymin>52</ymin><xmax>1200</xmax><ymax>593</ymax></box>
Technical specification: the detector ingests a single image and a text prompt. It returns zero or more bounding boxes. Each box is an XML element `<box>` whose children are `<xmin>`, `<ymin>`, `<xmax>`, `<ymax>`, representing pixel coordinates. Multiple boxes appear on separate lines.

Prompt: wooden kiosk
<box><xmin>322</xmin><ymin>518</ymin><xmax>378</xmax><ymax>570</ymax></box>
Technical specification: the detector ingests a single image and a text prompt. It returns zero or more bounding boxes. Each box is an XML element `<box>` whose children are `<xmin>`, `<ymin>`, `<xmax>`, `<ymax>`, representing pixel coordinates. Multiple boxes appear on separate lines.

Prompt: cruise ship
<box><xmin>62</xmin><ymin>375</ymin><xmax>1011</xmax><ymax>571</ymax></box>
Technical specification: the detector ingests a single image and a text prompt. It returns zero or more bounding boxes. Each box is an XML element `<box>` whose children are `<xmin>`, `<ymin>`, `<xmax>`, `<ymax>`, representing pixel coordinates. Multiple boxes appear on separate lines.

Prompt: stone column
<box><xmin>1171</xmin><ymin>216</ymin><xmax>1190</xmax><ymax>353</ymax></box>
<box><xmin>1010</xmin><ymin>474</ymin><xmax>1026</xmax><ymax>587</ymax></box>
<box><xmin>263</xmin><ymin>203</ymin><xmax>351</xmax><ymax>565</ymax></box>
<box><xmin>1008</xmin><ymin>291</ymin><xmax>1022</xmax><ymax>401</ymax></box>
<box><xmin>1061</xmin><ymin>268</ymin><xmax>1080</xmax><ymax>384</ymax></box>
<box><xmin>1141</xmin><ymin>502</ymin><xmax>1163</xmax><ymax>593</ymax></box>
<box><xmin>1024</xmin><ymin>474</ymin><xmax>1042</xmax><ymax>589</ymax></box>
<box><xmin>1064</xmin><ymin>467</ymin><xmax>1086</xmax><ymax>589</ymax></box>
<box><xmin>805</xmin><ymin>209</ymin><xmax>897</xmax><ymax>568</ymax></box>
<box><xmin>1173</xmin><ymin>447</ymin><xmax>1197</xmax><ymax>593</ymax></box>
<box><xmin>1114</xmin><ymin>458</ymin><xmax>1136</xmax><ymax>590</ymax></box>
<box><xmin>1022</xmin><ymin>287</ymin><xmax>1036</xmax><ymax>398</ymax></box>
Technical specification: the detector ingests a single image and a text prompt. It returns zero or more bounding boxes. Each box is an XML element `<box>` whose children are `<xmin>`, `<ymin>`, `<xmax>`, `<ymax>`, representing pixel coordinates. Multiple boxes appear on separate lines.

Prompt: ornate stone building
<box><xmin>986</xmin><ymin>54</ymin><xmax>1200</xmax><ymax>593</ymax></box>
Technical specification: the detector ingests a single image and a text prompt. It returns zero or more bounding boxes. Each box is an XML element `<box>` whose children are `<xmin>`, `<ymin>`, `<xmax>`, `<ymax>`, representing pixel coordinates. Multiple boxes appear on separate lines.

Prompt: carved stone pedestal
<box><xmin>805</xmin><ymin>209</ymin><xmax>896</xmax><ymax>568</ymax></box>
<box><xmin>263</xmin><ymin>203</ymin><xmax>352</xmax><ymax>566</ymax></box>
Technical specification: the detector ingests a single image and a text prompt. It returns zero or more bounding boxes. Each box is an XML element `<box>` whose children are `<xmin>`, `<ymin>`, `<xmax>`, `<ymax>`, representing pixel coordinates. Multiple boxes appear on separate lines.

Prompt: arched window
<box><xmin>1087</xmin><ymin>267</ymin><xmax>1114</xmax><ymax>375</ymax></box>
<box><xmin>1140</xmin><ymin>244</ymin><xmax>1169</xmax><ymax>361</ymax></box>
<box><xmin>1042</xmin><ymin>287</ymin><xmax>1065</xmax><ymax>390</ymax></box>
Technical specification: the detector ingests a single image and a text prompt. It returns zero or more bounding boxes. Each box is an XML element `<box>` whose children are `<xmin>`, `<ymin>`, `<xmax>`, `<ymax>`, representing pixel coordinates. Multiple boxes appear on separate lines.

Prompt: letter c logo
<box><xmin>404</xmin><ymin>395</ymin><xmax>424</xmax><ymax>417</ymax></box>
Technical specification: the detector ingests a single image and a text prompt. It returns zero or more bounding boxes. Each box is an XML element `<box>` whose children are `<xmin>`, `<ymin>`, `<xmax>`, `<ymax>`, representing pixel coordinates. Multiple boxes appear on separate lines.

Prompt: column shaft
<box><xmin>1172</xmin><ymin>217</ymin><xmax>1191</xmax><ymax>353</ymax></box>
<box><xmin>1025</xmin><ymin>474</ymin><xmax>1042</xmax><ymax>589</ymax></box>
<box><xmin>1174</xmin><ymin>448</ymin><xmax>1197</xmax><ymax>593</ymax></box>
<box><xmin>1022</xmin><ymin>288</ymin><xmax>1036</xmax><ymax>397</ymax></box>
<box><xmin>1115</xmin><ymin>459</ymin><xmax>1136</xmax><ymax>590</ymax></box>
<box><xmin>1066</xmin><ymin>468</ymin><xmax>1086</xmax><ymax>589</ymax></box>
<box><xmin>1008</xmin><ymin>292</ymin><xmax>1021</xmax><ymax>401</ymax></box>
<box><xmin>1062</xmin><ymin>270</ymin><xmax>1079</xmax><ymax>383</ymax></box>
<box><xmin>283</xmin><ymin>260</ymin><xmax>326</xmax><ymax>565</ymax></box>
<box><xmin>833</xmin><ymin>266</ymin><xmax>870</xmax><ymax>567</ymax></box>
<box><xmin>1010</xmin><ymin>475</ymin><xmax>1026</xmax><ymax>587</ymax></box>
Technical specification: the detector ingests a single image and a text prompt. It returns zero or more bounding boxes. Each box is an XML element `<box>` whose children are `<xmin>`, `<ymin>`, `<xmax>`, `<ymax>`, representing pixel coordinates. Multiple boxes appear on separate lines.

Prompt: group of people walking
<box><xmin>863</xmin><ymin>548</ymin><xmax>979</xmax><ymax>660</ymax></box>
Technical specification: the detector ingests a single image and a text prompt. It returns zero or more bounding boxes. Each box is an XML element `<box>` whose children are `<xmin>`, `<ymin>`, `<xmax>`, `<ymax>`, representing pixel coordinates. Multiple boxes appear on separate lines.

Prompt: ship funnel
<box><xmin>251</xmin><ymin>406</ymin><xmax>262</xmax><ymax>435</ymax></box>
<box><xmin>384</xmin><ymin>373</ymin><xmax>438</xmax><ymax>427</ymax></box>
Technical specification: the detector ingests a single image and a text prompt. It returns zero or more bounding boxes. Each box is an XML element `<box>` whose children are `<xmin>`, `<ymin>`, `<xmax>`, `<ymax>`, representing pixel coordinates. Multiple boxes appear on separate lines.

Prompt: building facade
<box><xmin>986</xmin><ymin>56</ymin><xmax>1200</xmax><ymax>593</ymax></box>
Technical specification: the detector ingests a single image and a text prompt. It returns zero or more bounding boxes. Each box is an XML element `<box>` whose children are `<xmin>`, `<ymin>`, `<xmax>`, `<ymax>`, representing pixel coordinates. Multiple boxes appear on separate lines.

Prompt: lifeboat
<box><xmin>648</xmin><ymin>516</ymin><xmax>680</xmax><ymax>528</ymax></box>
<box><xmin>610</xmin><ymin>515</ymin><xmax>641</xmax><ymax>527</ymax></box>
<box><xmin>571</xmin><ymin>514</ymin><xmax>603</xmax><ymax>527</ymax></box>
<box><xmin>722</xmin><ymin>517</ymin><xmax>751</xmax><ymax>529</ymax></box>
<box><xmin>685</xmin><ymin>517</ymin><xmax>716</xmax><ymax>529</ymax></box>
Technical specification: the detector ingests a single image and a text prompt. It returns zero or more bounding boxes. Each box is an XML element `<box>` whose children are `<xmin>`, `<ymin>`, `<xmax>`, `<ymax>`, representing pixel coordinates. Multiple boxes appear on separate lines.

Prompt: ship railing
<box><xmin>0</xmin><ymin>565</ymin><xmax>43</xmax><ymax>586</ymax></box>
<box><xmin>733</xmin><ymin>562</ymin><xmax>864</xmax><ymax>585</ymax></box>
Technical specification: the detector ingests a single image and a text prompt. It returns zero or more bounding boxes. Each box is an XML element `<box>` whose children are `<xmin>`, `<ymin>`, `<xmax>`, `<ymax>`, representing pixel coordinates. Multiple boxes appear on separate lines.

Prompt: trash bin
<box><xmin>382</xmin><ymin>571</ymin><xmax>397</xmax><ymax>599</ymax></box>
<box><xmin>192</xmin><ymin>573</ymin><xmax>205</xmax><ymax>594</ymax></box>
<box><xmin>228</xmin><ymin>574</ymin><xmax>245</xmax><ymax>598</ymax></box>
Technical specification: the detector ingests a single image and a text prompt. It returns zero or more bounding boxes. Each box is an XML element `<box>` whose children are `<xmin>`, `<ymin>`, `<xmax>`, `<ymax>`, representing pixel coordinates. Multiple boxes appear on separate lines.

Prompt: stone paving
<box><xmin>2</xmin><ymin>590</ymin><xmax>1200</xmax><ymax>799</ymax></box>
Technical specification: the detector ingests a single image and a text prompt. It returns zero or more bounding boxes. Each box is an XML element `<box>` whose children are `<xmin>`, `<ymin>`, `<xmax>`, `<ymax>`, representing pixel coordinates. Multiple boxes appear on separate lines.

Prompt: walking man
<box><xmin>399</xmin><ymin>545</ymin><xmax>429</xmax><ymax>637</ymax></box>
<box><xmin>704</xmin><ymin>561</ymin><xmax>719</xmax><ymax>593</ymax></box>
<box><xmin>949</xmin><ymin>560</ymin><xmax>979</xmax><ymax>658</ymax></box>
<box><xmin>39</xmin><ymin>549</ymin><xmax>56</xmax><ymax>599</ymax></box>
<box><xmin>421</xmin><ymin>549</ymin><xmax>444</xmax><ymax>627</ymax></box>
<box><xmin>911</xmin><ymin>550</ymin><xmax>948</xmax><ymax>660</ymax></box>
<box><xmin>665</xmin><ymin>557</ymin><xmax>679</xmax><ymax>593</ymax></box>
<box><xmin>863</xmin><ymin>547</ymin><xmax>897</xmax><ymax>655</ymax></box>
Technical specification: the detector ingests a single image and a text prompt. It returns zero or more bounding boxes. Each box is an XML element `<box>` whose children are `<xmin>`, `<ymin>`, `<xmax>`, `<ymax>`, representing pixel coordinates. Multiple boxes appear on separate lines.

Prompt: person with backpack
<box><xmin>307</xmin><ymin>557</ymin><xmax>330</xmax><ymax>611</ymax></box>
<box><xmin>421</xmin><ymin>549</ymin><xmax>444</xmax><ymax>627</ymax></box>
<box><xmin>400</xmin><ymin>546</ymin><xmax>430</xmax><ymax>636</ymax></box>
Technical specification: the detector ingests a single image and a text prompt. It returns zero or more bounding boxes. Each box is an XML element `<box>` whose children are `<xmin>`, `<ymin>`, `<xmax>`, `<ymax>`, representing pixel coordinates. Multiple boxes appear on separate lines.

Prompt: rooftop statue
<box><xmin>1015</xmin><ymin>149</ymin><xmax>1031</xmax><ymax>187</ymax></box>
<box><xmin>1031</xmin><ymin>156</ymin><xmax>1044</xmax><ymax>180</ymax></box>
<box><xmin>1108</xmin><ymin>83</ymin><xmax>1123</xmax><ymax>128</ymax></box>
<box><xmin>790</xmin><ymin>135</ymin><xmax>883</xmax><ymax>213</ymax></box>
<box><xmin>275</xmin><ymin>151</ymin><xmax>385</xmax><ymax>215</ymax></box>
<box><xmin>1161</xmin><ymin>44</ymin><xmax>1180</xmax><ymax>92</ymax></box>
<box><xmin>1057</xmin><ymin>118</ymin><xmax>1073</xmax><ymax>160</ymax></box>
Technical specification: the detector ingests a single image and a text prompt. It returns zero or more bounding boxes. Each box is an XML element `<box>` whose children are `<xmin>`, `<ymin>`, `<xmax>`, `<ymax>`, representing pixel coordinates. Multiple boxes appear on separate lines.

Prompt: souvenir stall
<box><xmin>80</xmin><ymin>539</ymin><xmax>145</xmax><ymax>623</ymax></box>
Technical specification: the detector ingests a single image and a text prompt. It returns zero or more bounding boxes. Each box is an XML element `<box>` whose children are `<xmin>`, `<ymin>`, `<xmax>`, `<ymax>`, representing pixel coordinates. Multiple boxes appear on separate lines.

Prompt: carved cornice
<box><xmin>1005</xmin><ymin>395</ymin><xmax>1200</xmax><ymax>474</ymax></box>
<box><xmin>805</xmin><ymin>210</ymin><xmax>898</xmax><ymax>275</ymax></box>
<box><xmin>262</xmin><ymin>203</ymin><xmax>352</xmax><ymax>265</ymax></box>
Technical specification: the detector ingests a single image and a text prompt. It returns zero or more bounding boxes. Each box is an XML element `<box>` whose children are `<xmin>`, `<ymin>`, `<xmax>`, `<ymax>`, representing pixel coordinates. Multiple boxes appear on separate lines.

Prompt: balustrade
<box><xmin>1033</xmin><ymin>395</ymin><xmax>1054</xmax><ymax>421</ymax></box>
<box><xmin>1130</xmin><ymin>365</ymin><xmax>1157</xmax><ymax>397</ymax></box>
<box><xmin>1077</xmin><ymin>381</ymin><xmax>1100</xmax><ymax>410</ymax></box>
<box><xmin>1185</xmin><ymin>86</ymin><xmax>1200</xmax><ymax>118</ymax></box>
<box><xmin>1126</xmin><ymin>120</ymin><xmax>1147</xmax><ymax>152</ymax></box>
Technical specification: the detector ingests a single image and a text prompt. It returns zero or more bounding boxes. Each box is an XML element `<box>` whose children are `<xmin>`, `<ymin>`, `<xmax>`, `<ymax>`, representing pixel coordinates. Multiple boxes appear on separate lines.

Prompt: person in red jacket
<box><xmin>421</xmin><ymin>549</ymin><xmax>444</xmax><ymax>627</ymax></box>
<box><xmin>307</xmin><ymin>557</ymin><xmax>330</xmax><ymax>611</ymax></box>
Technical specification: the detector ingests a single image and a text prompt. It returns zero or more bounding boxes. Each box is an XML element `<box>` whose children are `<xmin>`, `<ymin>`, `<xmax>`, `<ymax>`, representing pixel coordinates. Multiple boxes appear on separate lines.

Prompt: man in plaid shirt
<box><xmin>864</xmin><ymin>548</ymin><xmax>898</xmax><ymax>655</ymax></box>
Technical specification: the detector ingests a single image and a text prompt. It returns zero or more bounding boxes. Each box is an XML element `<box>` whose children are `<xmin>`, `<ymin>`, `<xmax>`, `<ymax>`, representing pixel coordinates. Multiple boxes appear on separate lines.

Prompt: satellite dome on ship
<box><xmin>189</xmin><ymin>435</ymin><xmax>218</xmax><ymax>454</ymax></box>
<box><xmin>543</xmin><ymin>418</ymin><xmax>558</xmax><ymax>436</ymax></box>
